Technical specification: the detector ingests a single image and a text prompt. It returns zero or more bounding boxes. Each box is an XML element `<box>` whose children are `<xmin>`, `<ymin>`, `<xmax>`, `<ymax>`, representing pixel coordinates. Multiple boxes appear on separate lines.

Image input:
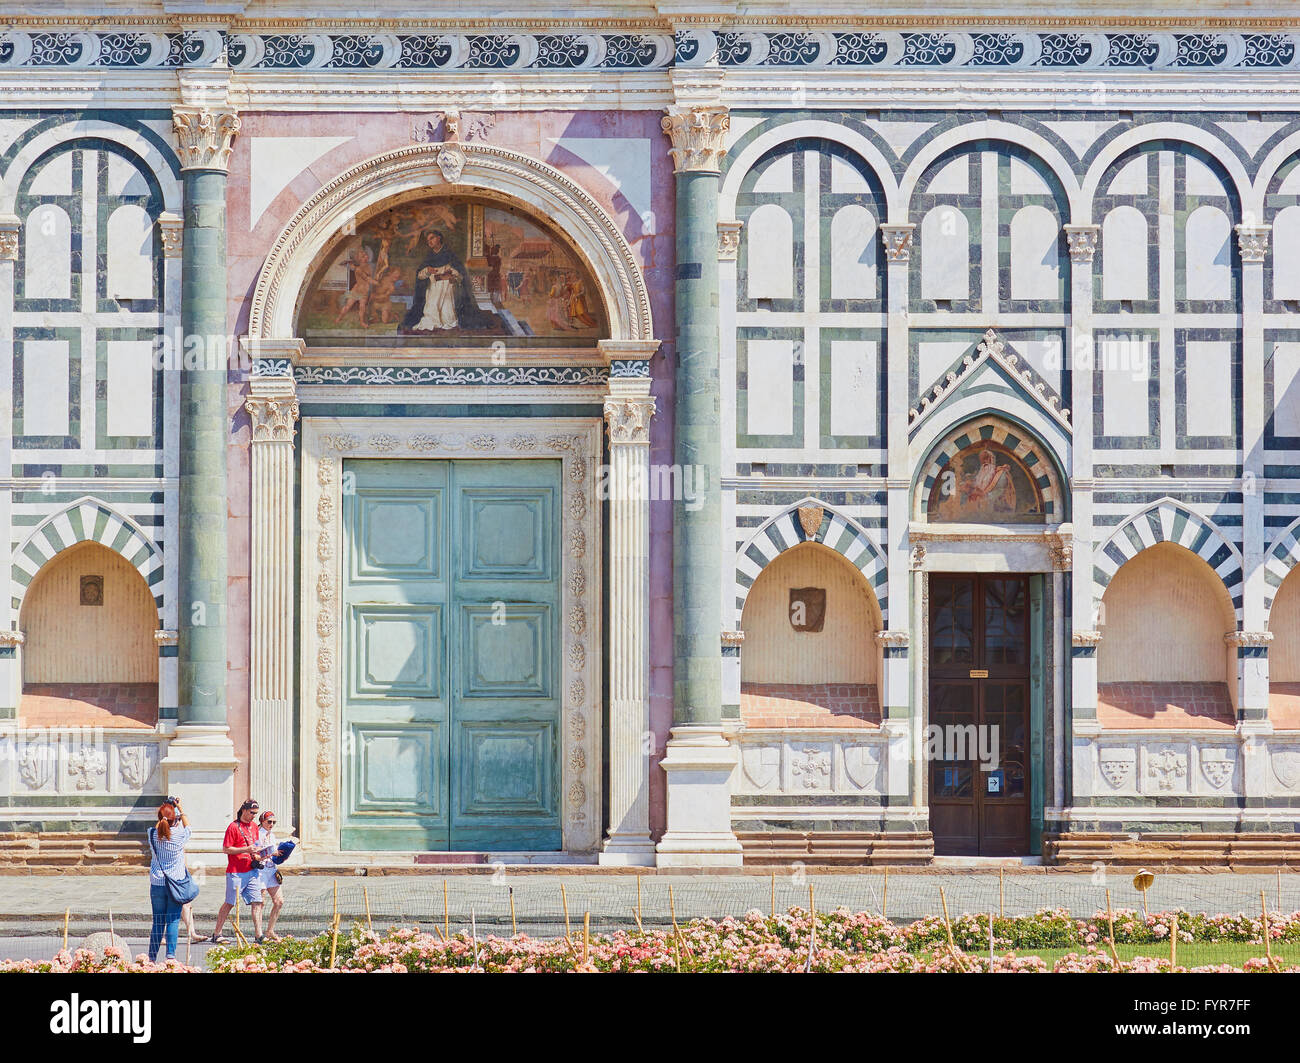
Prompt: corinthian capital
<box><xmin>661</xmin><ymin>107</ymin><xmax>729</xmax><ymax>174</ymax></box>
<box><xmin>172</xmin><ymin>107</ymin><xmax>241</xmax><ymax>172</ymax></box>
<box><xmin>245</xmin><ymin>393</ymin><xmax>300</xmax><ymax>444</ymax></box>
<box><xmin>603</xmin><ymin>395</ymin><xmax>656</xmax><ymax>445</ymax></box>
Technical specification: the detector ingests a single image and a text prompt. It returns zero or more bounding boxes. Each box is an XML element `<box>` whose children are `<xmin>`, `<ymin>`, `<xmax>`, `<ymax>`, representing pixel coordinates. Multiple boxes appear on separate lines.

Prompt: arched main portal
<box><xmin>243</xmin><ymin>140</ymin><xmax>657</xmax><ymax>862</ymax></box>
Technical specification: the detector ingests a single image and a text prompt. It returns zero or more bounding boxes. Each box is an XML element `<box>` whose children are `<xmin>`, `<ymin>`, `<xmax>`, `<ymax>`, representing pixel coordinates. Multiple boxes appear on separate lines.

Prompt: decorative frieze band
<box><xmin>1224</xmin><ymin>631</ymin><xmax>1274</xmax><ymax>647</ymax></box>
<box><xmin>1072</xmin><ymin>630</ymin><xmax>1104</xmax><ymax>647</ymax></box>
<box><xmin>153</xmin><ymin>630</ymin><xmax>178</xmax><ymax>647</ymax></box>
<box><xmin>721</xmin><ymin>630</ymin><xmax>746</xmax><ymax>647</ymax></box>
<box><xmin>0</xmin><ymin>630</ymin><xmax>25</xmax><ymax>646</ymax></box>
<box><xmin>6</xmin><ymin>30</ymin><xmax>1300</xmax><ymax>73</ymax></box>
<box><xmin>662</xmin><ymin>107</ymin><xmax>729</xmax><ymax>174</ymax></box>
<box><xmin>1064</xmin><ymin>224</ymin><xmax>1100</xmax><ymax>264</ymax></box>
<box><xmin>875</xmin><ymin>630</ymin><xmax>910</xmax><ymax>647</ymax></box>
<box><xmin>171</xmin><ymin>107</ymin><xmax>241</xmax><ymax>172</ymax></box>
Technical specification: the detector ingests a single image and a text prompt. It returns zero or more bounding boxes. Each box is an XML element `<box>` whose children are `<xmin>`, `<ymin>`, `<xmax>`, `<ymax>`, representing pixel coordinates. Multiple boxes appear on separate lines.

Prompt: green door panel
<box><xmin>340</xmin><ymin>457</ymin><xmax>561</xmax><ymax>852</ymax></box>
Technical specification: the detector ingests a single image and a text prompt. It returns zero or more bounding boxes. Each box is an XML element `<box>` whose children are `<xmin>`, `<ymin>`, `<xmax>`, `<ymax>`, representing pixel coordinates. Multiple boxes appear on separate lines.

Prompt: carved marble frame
<box><xmin>299</xmin><ymin>416</ymin><xmax>603</xmax><ymax>856</ymax></box>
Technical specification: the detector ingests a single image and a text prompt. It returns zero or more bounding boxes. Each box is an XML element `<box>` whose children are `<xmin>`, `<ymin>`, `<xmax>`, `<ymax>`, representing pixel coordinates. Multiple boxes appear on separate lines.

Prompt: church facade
<box><xmin>2</xmin><ymin>3</ymin><xmax>1300</xmax><ymax>867</ymax></box>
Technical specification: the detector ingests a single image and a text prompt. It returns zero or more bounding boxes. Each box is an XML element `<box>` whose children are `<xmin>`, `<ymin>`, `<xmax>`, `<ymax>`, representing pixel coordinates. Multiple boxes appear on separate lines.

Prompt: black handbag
<box><xmin>148</xmin><ymin>828</ymin><xmax>201</xmax><ymax>906</ymax></box>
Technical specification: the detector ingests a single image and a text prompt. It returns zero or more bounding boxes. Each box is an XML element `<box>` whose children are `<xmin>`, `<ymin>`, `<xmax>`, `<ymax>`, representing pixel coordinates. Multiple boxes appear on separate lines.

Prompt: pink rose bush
<box><xmin>0</xmin><ymin>946</ymin><xmax>200</xmax><ymax>973</ymax></box>
<box><xmin>194</xmin><ymin>906</ymin><xmax>1297</xmax><ymax>974</ymax></box>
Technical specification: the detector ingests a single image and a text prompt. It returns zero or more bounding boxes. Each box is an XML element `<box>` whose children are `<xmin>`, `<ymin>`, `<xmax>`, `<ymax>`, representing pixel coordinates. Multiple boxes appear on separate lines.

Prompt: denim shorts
<box><xmin>225</xmin><ymin>870</ymin><xmax>262</xmax><ymax>906</ymax></box>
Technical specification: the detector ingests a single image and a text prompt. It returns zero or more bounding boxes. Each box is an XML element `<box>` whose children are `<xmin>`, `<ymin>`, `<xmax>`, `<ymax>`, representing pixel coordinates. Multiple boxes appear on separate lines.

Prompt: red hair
<box><xmin>155</xmin><ymin>803</ymin><xmax>177</xmax><ymax>841</ymax></box>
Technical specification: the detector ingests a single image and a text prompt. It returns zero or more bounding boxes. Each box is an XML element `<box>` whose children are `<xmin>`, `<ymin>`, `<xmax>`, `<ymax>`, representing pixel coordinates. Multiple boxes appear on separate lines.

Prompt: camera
<box><xmin>166</xmin><ymin>795</ymin><xmax>180</xmax><ymax>807</ymax></box>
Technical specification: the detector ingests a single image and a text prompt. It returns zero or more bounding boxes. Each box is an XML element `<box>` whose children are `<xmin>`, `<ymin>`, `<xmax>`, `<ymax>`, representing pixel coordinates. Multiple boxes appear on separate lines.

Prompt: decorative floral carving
<box><xmin>661</xmin><ymin>106</ymin><xmax>729</xmax><ymax>173</ymax></box>
<box><xmin>1235</xmin><ymin>224</ymin><xmax>1269</xmax><ymax>264</ymax></box>
<box><xmin>880</xmin><ymin>224</ymin><xmax>915</xmax><ymax>262</ymax></box>
<box><xmin>67</xmin><ymin>747</ymin><xmax>107</xmax><ymax>791</ymax></box>
<box><xmin>368</xmin><ymin>433</ymin><xmax>400</xmax><ymax>451</ymax></box>
<box><xmin>316</xmin><ymin>574</ymin><xmax>334</xmax><ymax>602</ymax></box>
<box><xmin>569</xmin><ymin>605</ymin><xmax>587</xmax><ymax>636</ymax></box>
<box><xmin>157</xmin><ymin>213</ymin><xmax>183</xmax><ymax>258</ymax></box>
<box><xmin>717</xmin><ymin>220</ymin><xmax>743</xmax><ymax>260</ymax></box>
<box><xmin>569</xmin><ymin>678</ymin><xmax>585</xmax><ymax>705</ymax></box>
<box><xmin>317</xmin><ymin>496</ymin><xmax>333</xmax><ymax>524</ymax></box>
<box><xmin>791</xmin><ymin>747</ymin><xmax>831</xmax><ymax>790</ymax></box>
<box><xmin>467</xmin><ymin>434</ymin><xmax>497</xmax><ymax>450</ymax></box>
<box><xmin>408</xmin><ymin>433</ymin><xmax>440</xmax><ymax>451</ymax></box>
<box><xmin>720</xmin><ymin>630</ymin><xmax>745</xmax><ymax>647</ymax></box>
<box><xmin>569</xmin><ymin>712</ymin><xmax>586</xmax><ymax>742</ymax></box>
<box><xmin>1064</xmin><ymin>224</ymin><xmax>1099</xmax><ymax>264</ymax></box>
<box><xmin>152</xmin><ymin>630</ymin><xmax>176</xmax><ymax>647</ymax></box>
<box><xmin>603</xmin><ymin>395</ymin><xmax>655</xmax><ymax>445</ymax></box>
<box><xmin>567</xmin><ymin>780</ymin><xmax>587</xmax><ymax>809</ymax></box>
<box><xmin>246</xmin><ymin>394</ymin><xmax>300</xmax><ymax>443</ymax></box>
<box><xmin>323</xmin><ymin>433</ymin><xmax>360</xmax><ymax>452</ymax></box>
<box><xmin>508</xmin><ymin>434</ymin><xmax>538</xmax><ymax>450</ymax></box>
<box><xmin>569</xmin><ymin>643</ymin><xmax>586</xmax><ymax>671</ymax></box>
<box><xmin>568</xmin><ymin>571</ymin><xmax>587</xmax><ymax>596</ymax></box>
<box><xmin>1148</xmin><ymin>748</ymin><xmax>1188</xmax><ymax>791</ymax></box>
<box><xmin>172</xmin><ymin>107</ymin><xmax>241</xmax><ymax>172</ymax></box>
<box><xmin>570</xmin><ymin>528</ymin><xmax>587</xmax><ymax>558</ymax></box>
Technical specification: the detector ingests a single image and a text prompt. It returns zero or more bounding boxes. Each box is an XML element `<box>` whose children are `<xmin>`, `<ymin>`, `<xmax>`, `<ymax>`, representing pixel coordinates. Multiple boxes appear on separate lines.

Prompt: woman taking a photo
<box><xmin>146</xmin><ymin>797</ymin><xmax>196</xmax><ymax>962</ymax></box>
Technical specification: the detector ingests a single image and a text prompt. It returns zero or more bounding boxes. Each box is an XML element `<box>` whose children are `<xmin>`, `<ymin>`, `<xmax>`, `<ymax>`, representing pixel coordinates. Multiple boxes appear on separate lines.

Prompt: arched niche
<box><xmin>19</xmin><ymin>541</ymin><xmax>159</xmax><ymax>728</ymax></box>
<box><xmin>739</xmin><ymin>541</ymin><xmax>883</xmax><ymax>728</ymax></box>
<box><xmin>1095</xmin><ymin>542</ymin><xmax>1237</xmax><ymax>729</ymax></box>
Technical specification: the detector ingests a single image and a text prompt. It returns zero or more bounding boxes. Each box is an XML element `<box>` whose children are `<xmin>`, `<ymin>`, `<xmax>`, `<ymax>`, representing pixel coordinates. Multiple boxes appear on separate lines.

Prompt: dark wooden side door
<box><xmin>929</xmin><ymin>575</ymin><xmax>1030</xmax><ymax>856</ymax></box>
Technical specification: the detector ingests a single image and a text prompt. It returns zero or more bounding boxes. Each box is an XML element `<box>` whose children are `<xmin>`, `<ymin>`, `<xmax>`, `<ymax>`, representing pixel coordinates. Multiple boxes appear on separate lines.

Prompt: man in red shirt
<box><xmin>207</xmin><ymin>799</ymin><xmax>266</xmax><ymax>944</ymax></box>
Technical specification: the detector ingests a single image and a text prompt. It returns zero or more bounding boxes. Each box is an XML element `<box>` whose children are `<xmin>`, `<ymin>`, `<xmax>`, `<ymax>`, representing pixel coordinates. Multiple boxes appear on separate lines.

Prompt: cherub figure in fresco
<box><xmin>370</xmin><ymin>214</ymin><xmax>400</xmax><ymax>277</ymax></box>
<box><xmin>333</xmin><ymin>245</ymin><xmax>375</xmax><ymax>327</ymax></box>
<box><xmin>367</xmin><ymin>266</ymin><xmax>404</xmax><ymax>325</ymax></box>
<box><xmin>397</xmin><ymin>202</ymin><xmax>460</xmax><ymax>254</ymax></box>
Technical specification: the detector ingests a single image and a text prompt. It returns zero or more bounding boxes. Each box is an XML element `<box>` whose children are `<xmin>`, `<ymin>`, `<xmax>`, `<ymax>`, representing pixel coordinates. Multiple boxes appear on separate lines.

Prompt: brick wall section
<box><xmin>20</xmin><ymin>684</ymin><xmax>158</xmax><ymax>730</ymax></box>
<box><xmin>1269</xmin><ymin>683</ymin><xmax>1300</xmax><ymax>731</ymax></box>
<box><xmin>740</xmin><ymin>683</ymin><xmax>881</xmax><ymax>729</ymax></box>
<box><xmin>1096</xmin><ymin>682</ymin><xmax>1234</xmax><ymax>730</ymax></box>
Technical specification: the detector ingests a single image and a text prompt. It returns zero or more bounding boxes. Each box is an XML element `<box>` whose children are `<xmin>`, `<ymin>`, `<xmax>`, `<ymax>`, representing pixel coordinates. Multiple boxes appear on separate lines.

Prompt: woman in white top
<box><xmin>256</xmin><ymin>810</ymin><xmax>285</xmax><ymax>942</ymax></box>
<box><xmin>147</xmin><ymin>799</ymin><xmax>192</xmax><ymax>961</ymax></box>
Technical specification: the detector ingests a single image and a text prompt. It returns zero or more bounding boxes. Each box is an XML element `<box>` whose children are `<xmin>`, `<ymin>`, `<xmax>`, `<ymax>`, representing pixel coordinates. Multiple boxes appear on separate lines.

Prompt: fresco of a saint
<box><xmin>296</xmin><ymin>195</ymin><xmax>607</xmax><ymax>347</ymax></box>
<box><xmin>927</xmin><ymin>442</ymin><xmax>1044</xmax><ymax>524</ymax></box>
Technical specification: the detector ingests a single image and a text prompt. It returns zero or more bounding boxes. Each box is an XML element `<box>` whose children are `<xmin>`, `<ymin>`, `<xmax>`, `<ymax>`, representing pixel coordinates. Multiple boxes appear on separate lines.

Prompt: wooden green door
<box><xmin>341</xmin><ymin>458</ymin><xmax>561</xmax><ymax>852</ymax></box>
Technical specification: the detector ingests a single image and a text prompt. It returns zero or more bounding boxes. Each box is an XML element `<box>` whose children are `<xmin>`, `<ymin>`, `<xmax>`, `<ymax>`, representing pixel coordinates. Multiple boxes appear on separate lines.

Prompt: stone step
<box><xmin>1044</xmin><ymin>832</ymin><xmax>1300</xmax><ymax>867</ymax></box>
<box><xmin>0</xmin><ymin>832</ymin><xmax>148</xmax><ymax>869</ymax></box>
<box><xmin>737</xmin><ymin>831</ymin><xmax>934</xmax><ymax>866</ymax></box>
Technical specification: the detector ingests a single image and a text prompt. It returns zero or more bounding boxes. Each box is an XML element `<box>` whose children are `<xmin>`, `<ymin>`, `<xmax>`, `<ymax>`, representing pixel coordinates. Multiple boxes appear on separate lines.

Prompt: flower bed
<box><xmin>5</xmin><ymin>908</ymin><xmax>1294</xmax><ymax>973</ymax></box>
<box><xmin>197</xmin><ymin>907</ymin><xmax>1299</xmax><ymax>974</ymax></box>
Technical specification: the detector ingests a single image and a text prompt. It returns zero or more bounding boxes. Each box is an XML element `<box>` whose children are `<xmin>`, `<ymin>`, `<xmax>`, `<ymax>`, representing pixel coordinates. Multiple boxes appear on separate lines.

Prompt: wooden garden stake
<box><xmin>1262</xmin><ymin>890</ymin><xmax>1275</xmax><ymax>970</ymax></box>
<box><xmin>938</xmin><ymin>887</ymin><xmax>966</xmax><ymax>972</ymax></box>
<box><xmin>443</xmin><ymin>878</ymin><xmax>449</xmax><ymax>939</ymax></box>
<box><xmin>62</xmin><ymin>908</ymin><xmax>69</xmax><ymax>953</ymax></box>
<box><xmin>1278</xmin><ymin>869</ymin><xmax>1283</xmax><ymax>915</ymax></box>
<box><xmin>510</xmin><ymin>887</ymin><xmax>518</xmax><ymax>937</ymax></box>
<box><xmin>882</xmin><ymin>866</ymin><xmax>889</xmax><ymax>921</ymax></box>
<box><xmin>364</xmin><ymin>884</ymin><xmax>373</xmax><ymax>935</ymax></box>
<box><xmin>634</xmin><ymin>876</ymin><xmax>643</xmax><ymax>934</ymax></box>
<box><xmin>999</xmin><ymin>867</ymin><xmax>1005</xmax><ymax>919</ymax></box>
<box><xmin>1170</xmin><ymin>912</ymin><xmax>1178</xmax><ymax>970</ymax></box>
<box><xmin>561</xmin><ymin>882</ymin><xmax>572</xmax><ymax>945</ymax></box>
<box><xmin>329</xmin><ymin>913</ymin><xmax>340</xmax><ymax>969</ymax></box>
<box><xmin>1105</xmin><ymin>888</ymin><xmax>1121</xmax><ymax>969</ymax></box>
<box><xmin>770</xmin><ymin>872</ymin><xmax>775</xmax><ymax>918</ymax></box>
<box><xmin>583</xmin><ymin>911</ymin><xmax>590</xmax><ymax>964</ymax></box>
<box><xmin>989</xmin><ymin>911</ymin><xmax>995</xmax><ymax>964</ymax></box>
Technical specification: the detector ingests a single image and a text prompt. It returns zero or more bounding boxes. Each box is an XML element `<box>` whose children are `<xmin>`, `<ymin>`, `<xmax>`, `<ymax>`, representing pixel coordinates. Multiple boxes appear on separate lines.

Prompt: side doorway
<box><xmin>928</xmin><ymin>574</ymin><xmax>1031</xmax><ymax>856</ymax></box>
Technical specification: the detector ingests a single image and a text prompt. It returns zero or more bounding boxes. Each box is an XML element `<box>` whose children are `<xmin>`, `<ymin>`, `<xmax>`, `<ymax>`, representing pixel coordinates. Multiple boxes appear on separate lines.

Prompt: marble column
<box><xmin>656</xmin><ymin>105</ymin><xmax>742</xmax><ymax>866</ymax></box>
<box><xmin>159</xmin><ymin>106</ymin><xmax>241</xmax><ymax>859</ymax></box>
<box><xmin>245</xmin><ymin>363</ymin><xmax>300</xmax><ymax>833</ymax></box>
<box><xmin>599</xmin><ymin>341</ymin><xmax>658</xmax><ymax>866</ymax></box>
<box><xmin>880</xmin><ymin>224</ymin><xmax>917</xmax><ymax>821</ymax></box>
<box><xmin>1237</xmin><ymin>225</ymin><xmax>1270</xmax><ymax>728</ymax></box>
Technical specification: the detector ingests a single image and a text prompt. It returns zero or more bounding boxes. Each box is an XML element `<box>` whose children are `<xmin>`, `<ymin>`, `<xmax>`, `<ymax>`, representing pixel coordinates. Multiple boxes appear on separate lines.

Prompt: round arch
<box><xmin>247</xmin><ymin>141</ymin><xmax>653</xmax><ymax>344</ymax></box>
<box><xmin>734</xmin><ymin>498</ymin><xmax>887</xmax><ymax>627</ymax></box>
<box><xmin>0</xmin><ymin>119</ymin><xmax>180</xmax><ymax>215</ymax></box>
<box><xmin>1093</xmin><ymin>498</ymin><xmax>1244</xmax><ymax>626</ymax></box>
<box><xmin>719</xmin><ymin>118</ymin><xmax>903</xmax><ymax>222</ymax></box>
<box><xmin>1080</xmin><ymin>124</ymin><xmax>1252</xmax><ymax>222</ymax></box>
<box><xmin>11</xmin><ymin>498</ymin><xmax>164</xmax><ymax>621</ymax></box>
<box><xmin>1265</xmin><ymin>514</ymin><xmax>1300</xmax><ymax>623</ymax></box>
<box><xmin>899</xmin><ymin>122</ymin><xmax>1082</xmax><ymax>220</ymax></box>
<box><xmin>911</xmin><ymin>413</ymin><xmax>1069</xmax><ymax>525</ymax></box>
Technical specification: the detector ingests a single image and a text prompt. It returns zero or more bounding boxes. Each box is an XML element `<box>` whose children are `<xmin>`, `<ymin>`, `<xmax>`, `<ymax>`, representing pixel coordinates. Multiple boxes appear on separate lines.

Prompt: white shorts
<box><xmin>225</xmin><ymin>870</ymin><xmax>262</xmax><ymax>906</ymax></box>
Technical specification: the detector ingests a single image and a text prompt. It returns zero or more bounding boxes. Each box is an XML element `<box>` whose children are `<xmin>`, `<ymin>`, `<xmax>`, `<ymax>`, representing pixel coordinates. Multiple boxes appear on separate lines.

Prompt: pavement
<box><xmin>2</xmin><ymin>868</ymin><xmax>1298</xmax><ymax>964</ymax></box>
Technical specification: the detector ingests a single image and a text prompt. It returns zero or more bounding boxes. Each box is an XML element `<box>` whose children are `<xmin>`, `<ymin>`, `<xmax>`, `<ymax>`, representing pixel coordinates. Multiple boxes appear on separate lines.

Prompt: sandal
<box><xmin>208</xmin><ymin>935</ymin><xmax>232</xmax><ymax>945</ymax></box>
